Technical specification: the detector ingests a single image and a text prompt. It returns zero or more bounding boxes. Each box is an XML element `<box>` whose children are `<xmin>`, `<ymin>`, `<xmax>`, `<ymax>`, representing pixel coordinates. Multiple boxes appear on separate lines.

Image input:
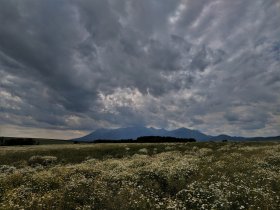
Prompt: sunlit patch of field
<box><xmin>0</xmin><ymin>142</ymin><xmax>279</xmax><ymax>209</ymax></box>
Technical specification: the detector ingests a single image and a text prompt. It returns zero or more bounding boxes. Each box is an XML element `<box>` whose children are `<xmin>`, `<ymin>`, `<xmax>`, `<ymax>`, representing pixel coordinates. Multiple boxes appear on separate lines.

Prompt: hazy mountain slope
<box><xmin>168</xmin><ymin>128</ymin><xmax>211</xmax><ymax>141</ymax></box>
<box><xmin>73</xmin><ymin>126</ymin><xmax>211</xmax><ymax>141</ymax></box>
<box><xmin>73</xmin><ymin>127</ymin><xmax>280</xmax><ymax>142</ymax></box>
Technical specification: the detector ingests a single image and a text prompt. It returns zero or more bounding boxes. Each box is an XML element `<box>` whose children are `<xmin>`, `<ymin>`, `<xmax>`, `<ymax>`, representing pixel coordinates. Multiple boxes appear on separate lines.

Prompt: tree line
<box><xmin>75</xmin><ymin>136</ymin><xmax>196</xmax><ymax>144</ymax></box>
<box><xmin>0</xmin><ymin>137</ymin><xmax>37</xmax><ymax>146</ymax></box>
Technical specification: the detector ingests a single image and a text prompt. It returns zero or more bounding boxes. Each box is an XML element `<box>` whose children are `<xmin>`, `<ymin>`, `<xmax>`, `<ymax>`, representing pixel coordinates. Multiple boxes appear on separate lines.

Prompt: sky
<box><xmin>0</xmin><ymin>0</ymin><xmax>280</xmax><ymax>139</ymax></box>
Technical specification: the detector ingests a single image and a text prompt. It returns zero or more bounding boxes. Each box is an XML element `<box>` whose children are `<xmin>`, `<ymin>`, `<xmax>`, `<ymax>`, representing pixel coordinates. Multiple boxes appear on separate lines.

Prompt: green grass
<box><xmin>0</xmin><ymin>141</ymin><xmax>279</xmax><ymax>209</ymax></box>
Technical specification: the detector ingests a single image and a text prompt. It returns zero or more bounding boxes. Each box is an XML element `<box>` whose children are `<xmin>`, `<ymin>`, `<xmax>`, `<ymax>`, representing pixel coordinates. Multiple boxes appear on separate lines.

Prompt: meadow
<box><xmin>0</xmin><ymin>141</ymin><xmax>279</xmax><ymax>209</ymax></box>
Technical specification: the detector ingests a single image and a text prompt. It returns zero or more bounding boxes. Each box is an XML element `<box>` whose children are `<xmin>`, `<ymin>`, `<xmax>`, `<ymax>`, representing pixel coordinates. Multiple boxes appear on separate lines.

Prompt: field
<box><xmin>0</xmin><ymin>142</ymin><xmax>280</xmax><ymax>210</ymax></box>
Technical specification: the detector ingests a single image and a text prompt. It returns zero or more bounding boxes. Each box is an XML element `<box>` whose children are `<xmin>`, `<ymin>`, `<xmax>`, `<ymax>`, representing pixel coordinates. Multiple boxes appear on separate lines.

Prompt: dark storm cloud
<box><xmin>0</xmin><ymin>0</ymin><xmax>280</xmax><ymax>137</ymax></box>
<box><xmin>0</xmin><ymin>0</ymin><xmax>93</xmax><ymax>113</ymax></box>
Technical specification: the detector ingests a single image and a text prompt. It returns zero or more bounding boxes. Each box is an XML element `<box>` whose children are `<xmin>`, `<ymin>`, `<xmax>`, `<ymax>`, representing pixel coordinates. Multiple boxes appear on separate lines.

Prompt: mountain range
<box><xmin>73</xmin><ymin>126</ymin><xmax>280</xmax><ymax>142</ymax></box>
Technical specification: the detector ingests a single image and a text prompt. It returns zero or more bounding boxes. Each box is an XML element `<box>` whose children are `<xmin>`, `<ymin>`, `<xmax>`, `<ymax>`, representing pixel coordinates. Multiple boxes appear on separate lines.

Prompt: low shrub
<box><xmin>28</xmin><ymin>155</ymin><xmax>57</xmax><ymax>166</ymax></box>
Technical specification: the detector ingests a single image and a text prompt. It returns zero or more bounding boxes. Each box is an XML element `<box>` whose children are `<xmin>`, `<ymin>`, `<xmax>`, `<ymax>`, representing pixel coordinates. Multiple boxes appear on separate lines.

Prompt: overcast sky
<box><xmin>1</xmin><ymin>0</ymin><xmax>280</xmax><ymax>139</ymax></box>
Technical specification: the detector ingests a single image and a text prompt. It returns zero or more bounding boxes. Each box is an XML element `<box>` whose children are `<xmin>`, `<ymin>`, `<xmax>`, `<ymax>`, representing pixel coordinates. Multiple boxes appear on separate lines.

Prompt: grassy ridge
<box><xmin>0</xmin><ymin>142</ymin><xmax>279</xmax><ymax>209</ymax></box>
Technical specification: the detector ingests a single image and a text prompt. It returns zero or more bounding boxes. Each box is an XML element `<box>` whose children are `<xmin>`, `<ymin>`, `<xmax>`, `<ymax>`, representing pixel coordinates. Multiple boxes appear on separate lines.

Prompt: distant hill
<box><xmin>208</xmin><ymin>134</ymin><xmax>246</xmax><ymax>141</ymax></box>
<box><xmin>246</xmin><ymin>136</ymin><xmax>280</xmax><ymax>141</ymax></box>
<box><xmin>73</xmin><ymin>126</ymin><xmax>280</xmax><ymax>142</ymax></box>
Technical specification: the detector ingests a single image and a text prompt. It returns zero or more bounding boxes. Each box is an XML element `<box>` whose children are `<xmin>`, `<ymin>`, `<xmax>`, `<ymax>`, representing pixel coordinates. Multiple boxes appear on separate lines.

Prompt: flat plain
<box><xmin>0</xmin><ymin>141</ymin><xmax>279</xmax><ymax>209</ymax></box>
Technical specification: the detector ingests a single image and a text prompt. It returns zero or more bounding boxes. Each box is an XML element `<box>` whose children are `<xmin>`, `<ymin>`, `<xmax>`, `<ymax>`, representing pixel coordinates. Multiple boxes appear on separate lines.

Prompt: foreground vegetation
<box><xmin>0</xmin><ymin>142</ymin><xmax>279</xmax><ymax>209</ymax></box>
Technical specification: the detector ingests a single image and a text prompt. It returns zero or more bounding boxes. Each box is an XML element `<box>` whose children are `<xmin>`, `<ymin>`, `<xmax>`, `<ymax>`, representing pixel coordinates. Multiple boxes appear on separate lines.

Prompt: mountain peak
<box><xmin>173</xmin><ymin>127</ymin><xmax>192</xmax><ymax>132</ymax></box>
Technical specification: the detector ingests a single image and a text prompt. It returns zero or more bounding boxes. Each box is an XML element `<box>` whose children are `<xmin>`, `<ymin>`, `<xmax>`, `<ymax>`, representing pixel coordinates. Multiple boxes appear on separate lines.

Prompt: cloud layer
<box><xmin>1</xmin><ymin>0</ymin><xmax>280</xmax><ymax>138</ymax></box>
